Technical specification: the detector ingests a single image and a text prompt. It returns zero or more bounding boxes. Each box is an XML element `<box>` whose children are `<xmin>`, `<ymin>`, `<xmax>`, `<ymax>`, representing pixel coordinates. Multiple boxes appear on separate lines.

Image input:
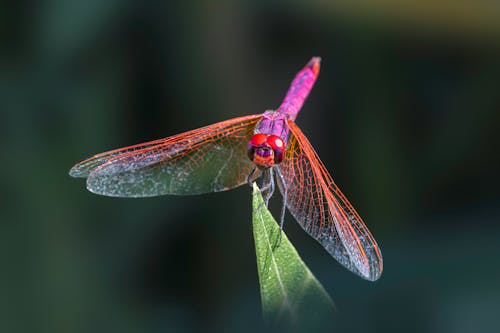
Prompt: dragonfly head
<box><xmin>247</xmin><ymin>133</ymin><xmax>285</xmax><ymax>169</ymax></box>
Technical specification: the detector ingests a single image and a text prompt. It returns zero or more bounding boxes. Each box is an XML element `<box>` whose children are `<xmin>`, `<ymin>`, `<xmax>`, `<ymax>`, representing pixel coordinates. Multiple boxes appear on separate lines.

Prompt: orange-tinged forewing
<box><xmin>69</xmin><ymin>115</ymin><xmax>262</xmax><ymax>197</ymax></box>
<box><xmin>278</xmin><ymin>120</ymin><xmax>383</xmax><ymax>281</ymax></box>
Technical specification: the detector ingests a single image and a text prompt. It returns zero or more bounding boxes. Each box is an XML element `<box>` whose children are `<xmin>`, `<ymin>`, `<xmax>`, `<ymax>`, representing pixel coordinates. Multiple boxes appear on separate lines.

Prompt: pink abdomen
<box><xmin>277</xmin><ymin>57</ymin><xmax>320</xmax><ymax>121</ymax></box>
<box><xmin>254</xmin><ymin>57</ymin><xmax>321</xmax><ymax>142</ymax></box>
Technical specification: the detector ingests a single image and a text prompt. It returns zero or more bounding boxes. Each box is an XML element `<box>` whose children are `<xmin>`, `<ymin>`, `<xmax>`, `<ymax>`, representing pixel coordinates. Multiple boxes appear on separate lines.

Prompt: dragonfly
<box><xmin>70</xmin><ymin>57</ymin><xmax>383</xmax><ymax>281</ymax></box>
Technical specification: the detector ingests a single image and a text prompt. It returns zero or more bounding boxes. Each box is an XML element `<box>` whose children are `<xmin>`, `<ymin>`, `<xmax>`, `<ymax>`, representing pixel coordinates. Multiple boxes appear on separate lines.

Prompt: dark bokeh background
<box><xmin>2</xmin><ymin>1</ymin><xmax>500</xmax><ymax>332</ymax></box>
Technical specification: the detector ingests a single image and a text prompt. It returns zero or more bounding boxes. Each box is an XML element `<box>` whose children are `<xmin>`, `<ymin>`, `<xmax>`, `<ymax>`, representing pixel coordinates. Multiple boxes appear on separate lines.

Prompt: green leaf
<box><xmin>252</xmin><ymin>183</ymin><xmax>335</xmax><ymax>330</ymax></box>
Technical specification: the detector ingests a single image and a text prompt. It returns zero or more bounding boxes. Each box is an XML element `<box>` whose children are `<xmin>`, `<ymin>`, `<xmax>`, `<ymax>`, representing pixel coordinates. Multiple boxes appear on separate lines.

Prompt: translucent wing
<box><xmin>278</xmin><ymin>120</ymin><xmax>383</xmax><ymax>281</ymax></box>
<box><xmin>69</xmin><ymin>115</ymin><xmax>262</xmax><ymax>197</ymax></box>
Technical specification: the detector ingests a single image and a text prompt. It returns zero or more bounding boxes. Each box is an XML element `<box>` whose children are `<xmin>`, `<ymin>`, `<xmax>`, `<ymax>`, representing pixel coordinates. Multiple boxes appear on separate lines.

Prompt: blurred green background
<box><xmin>2</xmin><ymin>1</ymin><xmax>500</xmax><ymax>332</ymax></box>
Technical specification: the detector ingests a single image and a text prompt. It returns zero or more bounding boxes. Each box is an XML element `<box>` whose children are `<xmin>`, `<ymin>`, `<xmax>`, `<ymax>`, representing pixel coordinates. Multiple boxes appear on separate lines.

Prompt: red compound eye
<box><xmin>249</xmin><ymin>133</ymin><xmax>267</xmax><ymax>146</ymax></box>
<box><xmin>267</xmin><ymin>135</ymin><xmax>284</xmax><ymax>150</ymax></box>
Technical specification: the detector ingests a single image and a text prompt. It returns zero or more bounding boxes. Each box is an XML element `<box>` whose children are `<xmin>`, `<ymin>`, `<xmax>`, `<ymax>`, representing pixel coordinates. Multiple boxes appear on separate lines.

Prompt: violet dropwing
<box><xmin>70</xmin><ymin>57</ymin><xmax>383</xmax><ymax>281</ymax></box>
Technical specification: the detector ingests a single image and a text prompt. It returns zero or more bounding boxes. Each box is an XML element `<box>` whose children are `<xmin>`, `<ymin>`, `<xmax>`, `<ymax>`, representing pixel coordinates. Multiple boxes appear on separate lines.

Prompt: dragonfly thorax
<box><xmin>247</xmin><ymin>133</ymin><xmax>285</xmax><ymax>169</ymax></box>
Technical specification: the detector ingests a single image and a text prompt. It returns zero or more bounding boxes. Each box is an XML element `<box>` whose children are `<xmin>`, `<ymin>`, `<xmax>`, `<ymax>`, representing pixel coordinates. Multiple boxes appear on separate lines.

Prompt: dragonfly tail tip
<box><xmin>307</xmin><ymin>57</ymin><xmax>321</xmax><ymax>75</ymax></box>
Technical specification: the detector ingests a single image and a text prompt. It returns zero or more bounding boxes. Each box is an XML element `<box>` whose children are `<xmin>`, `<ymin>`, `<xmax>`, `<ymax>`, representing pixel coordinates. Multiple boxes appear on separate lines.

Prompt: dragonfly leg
<box><xmin>263</xmin><ymin>168</ymin><xmax>274</xmax><ymax>207</ymax></box>
<box><xmin>256</xmin><ymin>168</ymin><xmax>274</xmax><ymax>208</ymax></box>
<box><xmin>275</xmin><ymin>166</ymin><xmax>287</xmax><ymax>245</ymax></box>
<box><xmin>247</xmin><ymin>167</ymin><xmax>258</xmax><ymax>187</ymax></box>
